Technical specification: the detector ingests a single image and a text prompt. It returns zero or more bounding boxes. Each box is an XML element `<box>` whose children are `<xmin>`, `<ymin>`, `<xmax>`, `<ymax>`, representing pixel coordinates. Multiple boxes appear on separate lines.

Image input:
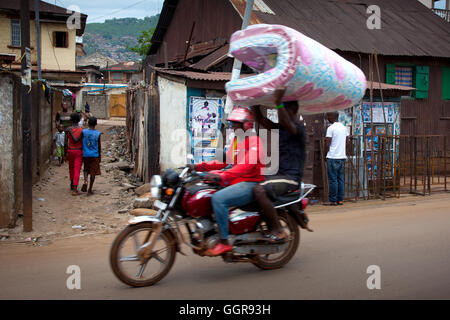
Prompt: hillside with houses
<box><xmin>83</xmin><ymin>15</ymin><xmax>159</xmax><ymax>61</ymax></box>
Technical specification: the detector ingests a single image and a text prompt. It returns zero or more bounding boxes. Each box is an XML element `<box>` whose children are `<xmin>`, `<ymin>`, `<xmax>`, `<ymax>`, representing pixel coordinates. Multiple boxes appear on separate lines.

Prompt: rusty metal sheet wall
<box><xmin>127</xmin><ymin>85</ymin><xmax>161</xmax><ymax>182</ymax></box>
<box><xmin>152</xmin><ymin>0</ymin><xmax>242</xmax><ymax>65</ymax></box>
<box><xmin>38</xmin><ymin>83</ymin><xmax>53</xmax><ymax>179</ymax></box>
<box><xmin>341</xmin><ymin>52</ymin><xmax>450</xmax><ymax>137</ymax></box>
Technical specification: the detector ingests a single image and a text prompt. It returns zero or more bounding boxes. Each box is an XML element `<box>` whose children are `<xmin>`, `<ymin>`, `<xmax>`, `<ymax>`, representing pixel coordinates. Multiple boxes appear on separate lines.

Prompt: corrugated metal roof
<box><xmin>228</xmin><ymin>0</ymin><xmax>264</xmax><ymax>25</ymax></box>
<box><xmin>366</xmin><ymin>81</ymin><xmax>415</xmax><ymax>91</ymax></box>
<box><xmin>185</xmin><ymin>40</ymin><xmax>227</xmax><ymax>60</ymax></box>
<box><xmin>191</xmin><ymin>45</ymin><xmax>230</xmax><ymax>70</ymax></box>
<box><xmin>103</xmin><ymin>61</ymin><xmax>140</xmax><ymax>72</ymax></box>
<box><xmin>250</xmin><ymin>0</ymin><xmax>450</xmax><ymax>57</ymax></box>
<box><xmin>148</xmin><ymin>0</ymin><xmax>450</xmax><ymax>63</ymax></box>
<box><xmin>154</xmin><ymin>67</ymin><xmax>232</xmax><ymax>81</ymax></box>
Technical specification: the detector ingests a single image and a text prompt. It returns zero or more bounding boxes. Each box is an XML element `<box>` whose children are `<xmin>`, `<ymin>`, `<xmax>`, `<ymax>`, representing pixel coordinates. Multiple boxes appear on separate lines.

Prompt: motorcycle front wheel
<box><xmin>110</xmin><ymin>222</ymin><xmax>176</xmax><ymax>287</ymax></box>
<box><xmin>252</xmin><ymin>211</ymin><xmax>300</xmax><ymax>270</ymax></box>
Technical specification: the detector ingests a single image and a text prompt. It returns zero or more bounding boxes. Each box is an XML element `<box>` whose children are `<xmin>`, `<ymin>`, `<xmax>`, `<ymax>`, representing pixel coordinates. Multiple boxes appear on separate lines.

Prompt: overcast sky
<box><xmin>435</xmin><ymin>0</ymin><xmax>446</xmax><ymax>9</ymax></box>
<box><xmin>42</xmin><ymin>0</ymin><xmax>164</xmax><ymax>23</ymax></box>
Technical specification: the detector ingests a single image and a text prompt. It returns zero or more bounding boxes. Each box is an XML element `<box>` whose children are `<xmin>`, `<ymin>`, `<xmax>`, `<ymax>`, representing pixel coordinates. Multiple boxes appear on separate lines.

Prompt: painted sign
<box><xmin>189</xmin><ymin>97</ymin><xmax>223</xmax><ymax>163</ymax></box>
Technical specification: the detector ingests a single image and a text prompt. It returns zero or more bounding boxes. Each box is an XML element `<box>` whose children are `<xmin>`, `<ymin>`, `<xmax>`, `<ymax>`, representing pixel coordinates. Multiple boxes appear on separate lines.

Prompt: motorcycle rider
<box><xmin>251</xmin><ymin>88</ymin><xmax>313</xmax><ymax>243</ymax></box>
<box><xmin>189</xmin><ymin>107</ymin><xmax>265</xmax><ymax>256</ymax></box>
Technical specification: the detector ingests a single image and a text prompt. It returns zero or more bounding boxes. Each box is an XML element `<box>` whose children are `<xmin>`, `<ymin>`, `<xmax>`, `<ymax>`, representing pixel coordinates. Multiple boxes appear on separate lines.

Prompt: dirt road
<box><xmin>1</xmin><ymin>193</ymin><xmax>449</xmax><ymax>300</ymax></box>
<box><xmin>0</xmin><ymin>123</ymin><xmax>136</xmax><ymax>243</ymax></box>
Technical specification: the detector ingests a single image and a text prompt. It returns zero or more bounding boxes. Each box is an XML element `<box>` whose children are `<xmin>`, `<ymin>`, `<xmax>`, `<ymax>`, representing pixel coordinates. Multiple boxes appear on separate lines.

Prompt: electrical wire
<box><xmin>87</xmin><ymin>0</ymin><xmax>152</xmax><ymax>23</ymax></box>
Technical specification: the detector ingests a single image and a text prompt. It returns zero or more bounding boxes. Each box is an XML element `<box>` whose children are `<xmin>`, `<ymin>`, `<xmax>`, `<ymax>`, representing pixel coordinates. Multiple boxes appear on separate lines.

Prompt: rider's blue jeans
<box><xmin>211</xmin><ymin>182</ymin><xmax>258</xmax><ymax>240</ymax></box>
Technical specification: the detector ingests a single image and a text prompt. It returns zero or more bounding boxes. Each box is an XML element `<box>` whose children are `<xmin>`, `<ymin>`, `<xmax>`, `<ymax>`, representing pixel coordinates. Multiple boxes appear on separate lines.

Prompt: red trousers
<box><xmin>68</xmin><ymin>149</ymin><xmax>83</xmax><ymax>187</ymax></box>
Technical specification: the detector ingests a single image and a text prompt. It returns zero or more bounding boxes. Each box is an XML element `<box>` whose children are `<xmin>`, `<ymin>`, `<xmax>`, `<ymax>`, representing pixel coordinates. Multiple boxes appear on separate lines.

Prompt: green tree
<box><xmin>127</xmin><ymin>28</ymin><xmax>155</xmax><ymax>57</ymax></box>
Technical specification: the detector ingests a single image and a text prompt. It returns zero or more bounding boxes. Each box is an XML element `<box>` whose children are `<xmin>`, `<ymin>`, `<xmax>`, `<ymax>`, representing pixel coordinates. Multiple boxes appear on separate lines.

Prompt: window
<box><xmin>394</xmin><ymin>67</ymin><xmax>413</xmax><ymax>87</ymax></box>
<box><xmin>11</xmin><ymin>20</ymin><xmax>20</xmax><ymax>47</ymax></box>
<box><xmin>442</xmin><ymin>67</ymin><xmax>450</xmax><ymax>100</ymax></box>
<box><xmin>386</xmin><ymin>64</ymin><xmax>429</xmax><ymax>99</ymax></box>
<box><xmin>112</xmin><ymin>72</ymin><xmax>123</xmax><ymax>81</ymax></box>
<box><xmin>53</xmin><ymin>31</ymin><xmax>68</xmax><ymax>48</ymax></box>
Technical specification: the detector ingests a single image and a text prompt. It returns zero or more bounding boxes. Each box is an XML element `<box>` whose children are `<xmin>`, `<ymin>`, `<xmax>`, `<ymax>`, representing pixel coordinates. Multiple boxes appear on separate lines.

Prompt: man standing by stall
<box><xmin>323</xmin><ymin>112</ymin><xmax>349</xmax><ymax>206</ymax></box>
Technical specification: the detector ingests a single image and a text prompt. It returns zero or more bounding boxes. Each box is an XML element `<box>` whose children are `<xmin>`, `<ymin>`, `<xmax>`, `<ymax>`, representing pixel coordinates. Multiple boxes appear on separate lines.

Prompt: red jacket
<box><xmin>195</xmin><ymin>135</ymin><xmax>265</xmax><ymax>186</ymax></box>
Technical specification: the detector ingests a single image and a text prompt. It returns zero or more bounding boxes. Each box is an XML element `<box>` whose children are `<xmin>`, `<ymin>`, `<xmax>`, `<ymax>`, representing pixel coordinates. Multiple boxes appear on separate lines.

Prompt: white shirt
<box><xmin>53</xmin><ymin>131</ymin><xmax>65</xmax><ymax>147</ymax></box>
<box><xmin>326</xmin><ymin>122</ymin><xmax>349</xmax><ymax>159</ymax></box>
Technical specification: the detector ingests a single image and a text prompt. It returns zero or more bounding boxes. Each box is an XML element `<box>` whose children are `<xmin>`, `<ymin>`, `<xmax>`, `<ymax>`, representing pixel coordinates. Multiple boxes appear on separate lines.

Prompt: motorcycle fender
<box><xmin>284</xmin><ymin>205</ymin><xmax>306</xmax><ymax>227</ymax></box>
<box><xmin>128</xmin><ymin>216</ymin><xmax>162</xmax><ymax>225</ymax></box>
<box><xmin>127</xmin><ymin>217</ymin><xmax>182</xmax><ymax>254</ymax></box>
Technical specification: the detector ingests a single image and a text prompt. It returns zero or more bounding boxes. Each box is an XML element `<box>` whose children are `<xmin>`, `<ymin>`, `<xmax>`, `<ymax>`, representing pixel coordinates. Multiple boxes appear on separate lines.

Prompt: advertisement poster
<box><xmin>361</xmin><ymin>102</ymin><xmax>395</xmax><ymax>123</ymax></box>
<box><xmin>189</xmin><ymin>97</ymin><xmax>223</xmax><ymax>163</ymax></box>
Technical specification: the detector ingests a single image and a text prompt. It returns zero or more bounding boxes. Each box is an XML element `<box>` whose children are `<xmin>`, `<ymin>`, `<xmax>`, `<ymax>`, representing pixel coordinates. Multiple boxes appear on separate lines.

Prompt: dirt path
<box><xmin>0</xmin><ymin>124</ymin><xmax>139</xmax><ymax>244</ymax></box>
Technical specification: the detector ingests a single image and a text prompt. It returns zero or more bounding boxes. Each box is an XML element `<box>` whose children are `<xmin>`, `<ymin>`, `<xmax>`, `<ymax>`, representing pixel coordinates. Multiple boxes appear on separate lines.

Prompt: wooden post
<box><xmin>163</xmin><ymin>42</ymin><xmax>168</xmax><ymax>68</ymax></box>
<box><xmin>369</xmin><ymin>54</ymin><xmax>375</xmax><ymax>197</ymax></box>
<box><xmin>182</xmin><ymin>21</ymin><xmax>196</xmax><ymax>66</ymax></box>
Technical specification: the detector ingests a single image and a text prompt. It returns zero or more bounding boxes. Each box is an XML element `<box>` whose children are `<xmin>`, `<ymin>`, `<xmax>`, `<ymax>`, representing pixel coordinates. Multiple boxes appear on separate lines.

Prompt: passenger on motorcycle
<box><xmin>251</xmin><ymin>88</ymin><xmax>313</xmax><ymax>243</ymax></box>
<box><xmin>189</xmin><ymin>107</ymin><xmax>265</xmax><ymax>256</ymax></box>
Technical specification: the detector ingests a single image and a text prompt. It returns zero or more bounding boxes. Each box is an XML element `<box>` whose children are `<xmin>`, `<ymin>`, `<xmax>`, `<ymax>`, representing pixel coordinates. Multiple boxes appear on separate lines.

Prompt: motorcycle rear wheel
<box><xmin>252</xmin><ymin>211</ymin><xmax>300</xmax><ymax>270</ymax></box>
<box><xmin>110</xmin><ymin>222</ymin><xmax>176</xmax><ymax>287</ymax></box>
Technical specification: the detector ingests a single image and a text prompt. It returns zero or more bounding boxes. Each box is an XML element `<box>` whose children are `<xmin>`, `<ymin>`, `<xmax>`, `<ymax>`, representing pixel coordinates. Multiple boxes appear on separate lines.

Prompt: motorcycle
<box><xmin>110</xmin><ymin>164</ymin><xmax>315</xmax><ymax>287</ymax></box>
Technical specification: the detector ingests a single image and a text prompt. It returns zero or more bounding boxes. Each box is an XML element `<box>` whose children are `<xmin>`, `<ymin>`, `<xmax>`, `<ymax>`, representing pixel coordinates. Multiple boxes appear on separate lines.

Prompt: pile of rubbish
<box><xmin>101</xmin><ymin>126</ymin><xmax>142</xmax><ymax>212</ymax></box>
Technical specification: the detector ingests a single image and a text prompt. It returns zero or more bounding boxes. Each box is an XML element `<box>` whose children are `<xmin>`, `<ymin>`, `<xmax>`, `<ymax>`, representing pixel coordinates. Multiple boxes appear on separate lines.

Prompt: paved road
<box><xmin>1</xmin><ymin>194</ymin><xmax>449</xmax><ymax>300</ymax></box>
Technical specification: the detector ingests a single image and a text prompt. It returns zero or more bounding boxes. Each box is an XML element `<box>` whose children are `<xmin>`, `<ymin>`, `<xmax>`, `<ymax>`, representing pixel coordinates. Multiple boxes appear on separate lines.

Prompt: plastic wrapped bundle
<box><xmin>225</xmin><ymin>24</ymin><xmax>367</xmax><ymax>114</ymax></box>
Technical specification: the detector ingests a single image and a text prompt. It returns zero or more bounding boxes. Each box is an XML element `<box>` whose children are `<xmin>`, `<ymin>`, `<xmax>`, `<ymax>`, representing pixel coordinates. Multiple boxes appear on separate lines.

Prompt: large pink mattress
<box><xmin>225</xmin><ymin>24</ymin><xmax>367</xmax><ymax>114</ymax></box>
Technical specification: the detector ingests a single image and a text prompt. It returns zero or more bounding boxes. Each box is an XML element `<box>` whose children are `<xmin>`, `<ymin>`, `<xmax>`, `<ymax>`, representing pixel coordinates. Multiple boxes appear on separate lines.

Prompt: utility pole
<box><xmin>21</xmin><ymin>0</ymin><xmax>33</xmax><ymax>231</ymax></box>
<box><xmin>35</xmin><ymin>0</ymin><xmax>42</xmax><ymax>79</ymax></box>
<box><xmin>224</xmin><ymin>0</ymin><xmax>255</xmax><ymax>114</ymax></box>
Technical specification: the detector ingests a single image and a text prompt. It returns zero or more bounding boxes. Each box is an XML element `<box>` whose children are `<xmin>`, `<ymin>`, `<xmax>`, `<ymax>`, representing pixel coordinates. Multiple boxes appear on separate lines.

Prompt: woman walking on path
<box><xmin>65</xmin><ymin>113</ymin><xmax>84</xmax><ymax>196</ymax></box>
<box><xmin>55</xmin><ymin>102</ymin><xmax>72</xmax><ymax>131</ymax></box>
<box><xmin>81</xmin><ymin>117</ymin><xmax>102</xmax><ymax>195</ymax></box>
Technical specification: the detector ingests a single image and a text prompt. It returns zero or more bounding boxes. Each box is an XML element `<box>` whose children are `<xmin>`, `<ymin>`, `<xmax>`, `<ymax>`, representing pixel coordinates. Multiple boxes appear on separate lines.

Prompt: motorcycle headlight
<box><xmin>150</xmin><ymin>175</ymin><xmax>163</xmax><ymax>199</ymax></box>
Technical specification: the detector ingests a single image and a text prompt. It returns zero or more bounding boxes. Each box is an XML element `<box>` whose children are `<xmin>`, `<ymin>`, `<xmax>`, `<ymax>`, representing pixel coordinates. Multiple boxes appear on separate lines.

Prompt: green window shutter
<box><xmin>442</xmin><ymin>67</ymin><xmax>450</xmax><ymax>100</ymax></box>
<box><xmin>386</xmin><ymin>64</ymin><xmax>396</xmax><ymax>84</ymax></box>
<box><xmin>414</xmin><ymin>66</ymin><xmax>429</xmax><ymax>99</ymax></box>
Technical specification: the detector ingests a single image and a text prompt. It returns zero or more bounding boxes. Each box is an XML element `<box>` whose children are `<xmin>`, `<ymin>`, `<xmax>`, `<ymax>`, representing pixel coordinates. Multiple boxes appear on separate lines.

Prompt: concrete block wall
<box><xmin>82</xmin><ymin>92</ymin><xmax>110</xmax><ymax>119</ymax></box>
<box><xmin>0</xmin><ymin>74</ymin><xmax>21</xmax><ymax>228</ymax></box>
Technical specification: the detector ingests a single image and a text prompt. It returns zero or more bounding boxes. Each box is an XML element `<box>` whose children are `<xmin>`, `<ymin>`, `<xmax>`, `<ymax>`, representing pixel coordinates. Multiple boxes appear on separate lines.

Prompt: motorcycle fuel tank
<box><xmin>182</xmin><ymin>188</ymin><xmax>217</xmax><ymax>217</ymax></box>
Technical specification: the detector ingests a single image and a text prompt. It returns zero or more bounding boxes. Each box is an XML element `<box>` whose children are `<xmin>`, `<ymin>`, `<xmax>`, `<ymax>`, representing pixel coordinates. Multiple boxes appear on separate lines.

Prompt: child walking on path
<box><xmin>53</xmin><ymin>124</ymin><xmax>65</xmax><ymax>165</ymax></box>
<box><xmin>81</xmin><ymin>117</ymin><xmax>102</xmax><ymax>195</ymax></box>
<box><xmin>65</xmin><ymin>113</ymin><xmax>84</xmax><ymax>196</ymax></box>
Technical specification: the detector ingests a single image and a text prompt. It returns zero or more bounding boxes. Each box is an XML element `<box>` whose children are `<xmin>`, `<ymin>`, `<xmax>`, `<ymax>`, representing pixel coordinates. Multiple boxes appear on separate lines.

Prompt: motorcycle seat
<box><xmin>273</xmin><ymin>190</ymin><xmax>302</xmax><ymax>206</ymax></box>
<box><xmin>236</xmin><ymin>190</ymin><xmax>302</xmax><ymax>212</ymax></box>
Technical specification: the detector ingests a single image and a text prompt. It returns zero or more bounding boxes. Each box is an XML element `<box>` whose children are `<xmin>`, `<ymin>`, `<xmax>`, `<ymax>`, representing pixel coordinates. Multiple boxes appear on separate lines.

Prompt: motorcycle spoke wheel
<box><xmin>252</xmin><ymin>212</ymin><xmax>300</xmax><ymax>270</ymax></box>
<box><xmin>110</xmin><ymin>223</ymin><xmax>176</xmax><ymax>287</ymax></box>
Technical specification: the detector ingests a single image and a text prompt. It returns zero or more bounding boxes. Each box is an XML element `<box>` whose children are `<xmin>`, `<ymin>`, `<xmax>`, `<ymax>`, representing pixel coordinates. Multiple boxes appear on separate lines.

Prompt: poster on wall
<box><xmin>189</xmin><ymin>97</ymin><xmax>223</xmax><ymax>163</ymax></box>
<box><xmin>353</xmin><ymin>102</ymin><xmax>400</xmax><ymax>136</ymax></box>
<box><xmin>361</xmin><ymin>102</ymin><xmax>396</xmax><ymax>123</ymax></box>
